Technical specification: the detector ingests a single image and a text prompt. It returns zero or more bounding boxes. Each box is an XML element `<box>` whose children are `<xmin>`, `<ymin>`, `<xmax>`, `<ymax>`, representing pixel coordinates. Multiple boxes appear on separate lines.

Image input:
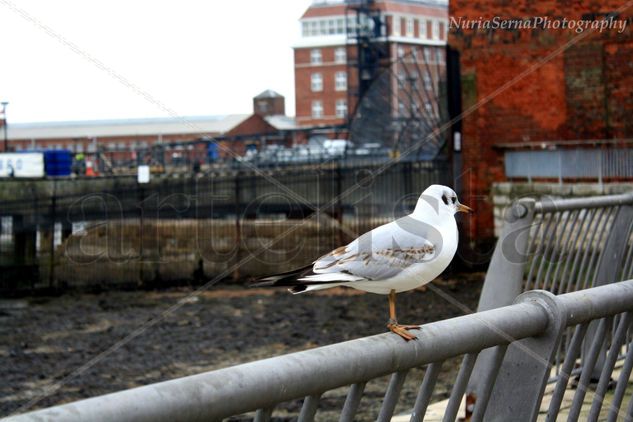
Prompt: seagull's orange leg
<box><xmin>387</xmin><ymin>289</ymin><xmax>420</xmax><ymax>341</ymax></box>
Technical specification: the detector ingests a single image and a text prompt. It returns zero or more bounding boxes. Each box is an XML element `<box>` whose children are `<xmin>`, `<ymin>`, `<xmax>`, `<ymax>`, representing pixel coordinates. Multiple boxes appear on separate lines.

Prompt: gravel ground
<box><xmin>0</xmin><ymin>273</ymin><xmax>483</xmax><ymax>420</ymax></box>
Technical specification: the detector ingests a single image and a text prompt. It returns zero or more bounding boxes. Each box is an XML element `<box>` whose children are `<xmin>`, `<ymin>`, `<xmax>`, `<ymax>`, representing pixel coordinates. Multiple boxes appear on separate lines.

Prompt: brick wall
<box><xmin>449</xmin><ymin>0</ymin><xmax>633</xmax><ymax>244</ymax></box>
<box><xmin>294</xmin><ymin>45</ymin><xmax>355</xmax><ymax>126</ymax></box>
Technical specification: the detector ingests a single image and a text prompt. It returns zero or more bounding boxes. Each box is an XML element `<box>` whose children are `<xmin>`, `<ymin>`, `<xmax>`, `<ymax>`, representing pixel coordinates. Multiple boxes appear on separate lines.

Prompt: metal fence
<box><xmin>7</xmin><ymin>279</ymin><xmax>633</xmax><ymax>422</ymax></box>
<box><xmin>478</xmin><ymin>191</ymin><xmax>633</xmax><ymax>309</ymax></box>
<box><xmin>0</xmin><ymin>160</ymin><xmax>449</xmax><ymax>292</ymax></box>
<box><xmin>470</xmin><ymin>191</ymin><xmax>633</xmax><ymax>416</ymax></box>
<box><xmin>504</xmin><ymin>147</ymin><xmax>633</xmax><ymax>182</ymax></box>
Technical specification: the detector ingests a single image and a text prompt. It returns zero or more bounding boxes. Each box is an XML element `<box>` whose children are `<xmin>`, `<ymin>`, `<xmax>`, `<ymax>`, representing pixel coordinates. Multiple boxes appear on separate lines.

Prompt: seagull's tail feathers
<box><xmin>251</xmin><ymin>264</ymin><xmax>362</xmax><ymax>294</ymax></box>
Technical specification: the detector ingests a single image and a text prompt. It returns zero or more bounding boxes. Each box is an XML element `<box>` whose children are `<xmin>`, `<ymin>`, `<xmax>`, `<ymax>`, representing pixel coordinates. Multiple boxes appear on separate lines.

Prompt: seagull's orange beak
<box><xmin>457</xmin><ymin>203</ymin><xmax>473</xmax><ymax>213</ymax></box>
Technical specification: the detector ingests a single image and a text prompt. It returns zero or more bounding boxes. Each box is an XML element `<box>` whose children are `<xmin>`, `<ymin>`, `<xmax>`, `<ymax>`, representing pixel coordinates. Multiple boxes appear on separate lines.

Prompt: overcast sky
<box><xmin>0</xmin><ymin>0</ymin><xmax>312</xmax><ymax>123</ymax></box>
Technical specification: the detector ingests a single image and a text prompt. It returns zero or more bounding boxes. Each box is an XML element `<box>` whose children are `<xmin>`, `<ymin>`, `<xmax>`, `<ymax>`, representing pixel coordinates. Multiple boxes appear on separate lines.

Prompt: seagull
<box><xmin>254</xmin><ymin>185</ymin><xmax>472</xmax><ymax>340</ymax></box>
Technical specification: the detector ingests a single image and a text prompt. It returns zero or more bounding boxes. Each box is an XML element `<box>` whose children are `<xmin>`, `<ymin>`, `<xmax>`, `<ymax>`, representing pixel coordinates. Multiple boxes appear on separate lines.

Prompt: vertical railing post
<box><xmin>233</xmin><ymin>171</ymin><xmax>242</xmax><ymax>281</ymax></box>
<box><xmin>485</xmin><ymin>290</ymin><xmax>567</xmax><ymax>422</ymax></box>
<box><xmin>48</xmin><ymin>180</ymin><xmax>57</xmax><ymax>289</ymax></box>
<box><xmin>477</xmin><ymin>197</ymin><xmax>536</xmax><ymax>311</ymax></box>
<box><xmin>593</xmin><ymin>200</ymin><xmax>633</xmax><ymax>288</ymax></box>
<box><xmin>467</xmin><ymin>198</ymin><xmax>535</xmax><ymax>413</ymax></box>
<box><xmin>584</xmin><ymin>198</ymin><xmax>633</xmax><ymax>378</ymax></box>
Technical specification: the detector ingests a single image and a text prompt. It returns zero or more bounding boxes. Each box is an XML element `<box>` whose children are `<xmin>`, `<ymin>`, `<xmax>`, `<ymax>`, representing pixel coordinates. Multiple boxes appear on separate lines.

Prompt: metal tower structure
<box><xmin>345</xmin><ymin>0</ymin><xmax>388</xmax><ymax>117</ymax></box>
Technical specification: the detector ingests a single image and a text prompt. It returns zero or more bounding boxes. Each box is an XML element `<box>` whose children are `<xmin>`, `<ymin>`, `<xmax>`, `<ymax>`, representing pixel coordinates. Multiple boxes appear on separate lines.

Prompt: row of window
<box><xmin>392</xmin><ymin>15</ymin><xmax>445</xmax><ymax>40</ymax></box>
<box><xmin>396</xmin><ymin>45</ymin><xmax>445</xmax><ymax>63</ymax></box>
<box><xmin>301</xmin><ymin>14</ymin><xmax>447</xmax><ymax>41</ymax></box>
<box><xmin>395</xmin><ymin>70</ymin><xmax>434</xmax><ymax>90</ymax></box>
<box><xmin>310</xmin><ymin>47</ymin><xmax>347</xmax><ymax>65</ymax></box>
<box><xmin>311</xmin><ymin>71</ymin><xmax>347</xmax><ymax>92</ymax></box>
<box><xmin>398</xmin><ymin>100</ymin><xmax>435</xmax><ymax>117</ymax></box>
<box><xmin>311</xmin><ymin>99</ymin><xmax>348</xmax><ymax>119</ymax></box>
<box><xmin>301</xmin><ymin>16</ymin><xmax>356</xmax><ymax>37</ymax></box>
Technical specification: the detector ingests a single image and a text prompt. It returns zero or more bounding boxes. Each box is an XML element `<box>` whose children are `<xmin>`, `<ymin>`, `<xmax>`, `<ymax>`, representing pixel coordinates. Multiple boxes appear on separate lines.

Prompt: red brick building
<box><xmin>3</xmin><ymin>91</ymin><xmax>300</xmax><ymax>170</ymax></box>
<box><xmin>294</xmin><ymin>0</ymin><xmax>449</xmax><ymax>131</ymax></box>
<box><xmin>449</xmin><ymin>0</ymin><xmax>633</xmax><ymax>243</ymax></box>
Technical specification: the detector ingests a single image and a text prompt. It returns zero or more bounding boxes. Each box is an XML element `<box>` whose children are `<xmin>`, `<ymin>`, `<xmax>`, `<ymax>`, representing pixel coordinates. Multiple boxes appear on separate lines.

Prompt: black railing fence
<box><xmin>0</xmin><ymin>160</ymin><xmax>449</xmax><ymax>292</ymax></box>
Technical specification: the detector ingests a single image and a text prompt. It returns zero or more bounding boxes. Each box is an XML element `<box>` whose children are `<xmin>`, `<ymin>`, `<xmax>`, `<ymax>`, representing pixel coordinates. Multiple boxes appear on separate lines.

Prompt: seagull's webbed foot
<box><xmin>387</xmin><ymin>320</ymin><xmax>420</xmax><ymax>341</ymax></box>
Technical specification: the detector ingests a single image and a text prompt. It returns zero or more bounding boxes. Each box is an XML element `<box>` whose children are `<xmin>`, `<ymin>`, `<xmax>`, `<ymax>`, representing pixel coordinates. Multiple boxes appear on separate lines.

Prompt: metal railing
<box><xmin>478</xmin><ymin>191</ymin><xmax>633</xmax><ymax>310</ymax></box>
<box><xmin>470</xmin><ymin>191</ymin><xmax>633</xmax><ymax>416</ymax></box>
<box><xmin>504</xmin><ymin>146</ymin><xmax>633</xmax><ymax>182</ymax></box>
<box><xmin>6</xmin><ymin>279</ymin><xmax>633</xmax><ymax>421</ymax></box>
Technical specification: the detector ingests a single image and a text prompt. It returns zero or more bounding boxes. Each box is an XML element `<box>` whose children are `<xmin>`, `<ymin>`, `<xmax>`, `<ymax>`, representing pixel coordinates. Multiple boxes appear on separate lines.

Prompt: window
<box><xmin>311</xmin><ymin>49</ymin><xmax>322</xmax><ymax>65</ymax></box>
<box><xmin>311</xmin><ymin>73</ymin><xmax>323</xmax><ymax>91</ymax></box>
<box><xmin>423</xmin><ymin>73</ymin><xmax>432</xmax><ymax>90</ymax></box>
<box><xmin>410</xmin><ymin>71</ymin><xmax>419</xmax><ymax>89</ymax></box>
<box><xmin>432</xmin><ymin>20</ymin><xmax>440</xmax><ymax>39</ymax></box>
<box><xmin>335</xmin><ymin>47</ymin><xmax>347</xmax><ymax>63</ymax></box>
<box><xmin>398</xmin><ymin>101</ymin><xmax>406</xmax><ymax>116</ymax></box>
<box><xmin>335</xmin><ymin>71</ymin><xmax>347</xmax><ymax>91</ymax></box>
<box><xmin>337</xmin><ymin>18</ymin><xmax>345</xmax><ymax>34</ymax></box>
<box><xmin>346</xmin><ymin>16</ymin><xmax>357</xmax><ymax>34</ymax></box>
<box><xmin>257</xmin><ymin>101</ymin><xmax>268</xmax><ymax>114</ymax></box>
<box><xmin>406</xmin><ymin>17</ymin><xmax>414</xmax><ymax>36</ymax></box>
<box><xmin>312</xmin><ymin>100</ymin><xmax>323</xmax><ymax>118</ymax></box>
<box><xmin>436</xmin><ymin>48</ymin><xmax>445</xmax><ymax>64</ymax></box>
<box><xmin>392</xmin><ymin>15</ymin><xmax>401</xmax><ymax>36</ymax></box>
<box><xmin>335</xmin><ymin>99</ymin><xmax>347</xmax><ymax>118</ymax></box>
<box><xmin>397</xmin><ymin>46</ymin><xmax>405</xmax><ymax>58</ymax></box>
<box><xmin>302</xmin><ymin>22</ymin><xmax>309</xmax><ymax>37</ymax></box>
<box><xmin>424</xmin><ymin>47</ymin><xmax>432</xmax><ymax>62</ymax></box>
<box><xmin>328</xmin><ymin>19</ymin><xmax>335</xmax><ymax>34</ymax></box>
<box><xmin>319</xmin><ymin>20</ymin><xmax>327</xmax><ymax>35</ymax></box>
<box><xmin>419</xmin><ymin>19</ymin><xmax>426</xmax><ymax>39</ymax></box>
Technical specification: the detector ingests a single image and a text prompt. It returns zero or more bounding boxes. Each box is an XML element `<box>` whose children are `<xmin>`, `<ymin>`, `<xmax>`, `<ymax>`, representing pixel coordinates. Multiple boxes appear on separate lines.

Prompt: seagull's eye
<box><xmin>451</xmin><ymin>197</ymin><xmax>457</xmax><ymax>204</ymax></box>
<box><xmin>442</xmin><ymin>195</ymin><xmax>449</xmax><ymax>205</ymax></box>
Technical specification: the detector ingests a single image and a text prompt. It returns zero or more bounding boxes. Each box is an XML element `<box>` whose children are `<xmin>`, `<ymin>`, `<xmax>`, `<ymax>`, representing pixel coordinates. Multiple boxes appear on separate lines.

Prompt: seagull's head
<box><xmin>417</xmin><ymin>185</ymin><xmax>473</xmax><ymax>216</ymax></box>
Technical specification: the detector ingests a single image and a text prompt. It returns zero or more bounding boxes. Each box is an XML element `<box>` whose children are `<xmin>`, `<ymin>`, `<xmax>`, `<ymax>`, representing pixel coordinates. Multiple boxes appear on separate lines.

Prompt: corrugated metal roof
<box><xmin>7</xmin><ymin>114</ymin><xmax>251</xmax><ymax>140</ymax></box>
<box><xmin>265</xmin><ymin>115</ymin><xmax>298</xmax><ymax>130</ymax></box>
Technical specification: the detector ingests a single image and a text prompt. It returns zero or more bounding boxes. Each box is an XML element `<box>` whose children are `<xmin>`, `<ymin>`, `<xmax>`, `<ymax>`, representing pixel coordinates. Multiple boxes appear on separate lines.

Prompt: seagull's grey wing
<box><xmin>312</xmin><ymin>215</ymin><xmax>442</xmax><ymax>281</ymax></box>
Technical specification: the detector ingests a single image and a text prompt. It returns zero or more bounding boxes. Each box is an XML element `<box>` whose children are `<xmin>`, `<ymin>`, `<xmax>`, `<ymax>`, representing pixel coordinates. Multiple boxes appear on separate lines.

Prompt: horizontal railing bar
<box><xmin>7</xmin><ymin>302</ymin><xmax>549</xmax><ymax>422</ymax></box>
<box><xmin>9</xmin><ymin>280</ymin><xmax>633</xmax><ymax>422</ymax></box>
<box><xmin>558</xmin><ymin>279</ymin><xmax>633</xmax><ymax>326</ymax></box>
<box><xmin>535</xmin><ymin>192</ymin><xmax>633</xmax><ymax>213</ymax></box>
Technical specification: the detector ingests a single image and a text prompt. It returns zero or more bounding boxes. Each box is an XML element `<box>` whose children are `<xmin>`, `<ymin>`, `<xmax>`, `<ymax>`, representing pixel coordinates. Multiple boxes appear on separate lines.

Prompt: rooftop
<box><xmin>254</xmin><ymin>90</ymin><xmax>284</xmax><ymax>99</ymax></box>
<box><xmin>309</xmin><ymin>0</ymin><xmax>448</xmax><ymax>7</ymax></box>
<box><xmin>7</xmin><ymin>114</ymin><xmax>251</xmax><ymax>140</ymax></box>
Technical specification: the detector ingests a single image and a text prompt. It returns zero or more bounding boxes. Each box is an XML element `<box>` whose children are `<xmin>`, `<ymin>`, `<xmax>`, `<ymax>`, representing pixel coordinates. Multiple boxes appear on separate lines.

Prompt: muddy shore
<box><xmin>0</xmin><ymin>273</ymin><xmax>483</xmax><ymax>420</ymax></box>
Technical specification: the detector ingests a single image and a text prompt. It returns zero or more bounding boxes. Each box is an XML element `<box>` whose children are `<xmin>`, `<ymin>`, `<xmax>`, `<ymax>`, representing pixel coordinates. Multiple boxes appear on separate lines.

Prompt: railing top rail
<box><xmin>535</xmin><ymin>191</ymin><xmax>633</xmax><ymax>213</ymax></box>
<box><xmin>7</xmin><ymin>302</ymin><xmax>548</xmax><ymax>422</ymax></box>
<box><xmin>558</xmin><ymin>278</ymin><xmax>633</xmax><ymax>326</ymax></box>
<box><xmin>8</xmin><ymin>279</ymin><xmax>633</xmax><ymax>422</ymax></box>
